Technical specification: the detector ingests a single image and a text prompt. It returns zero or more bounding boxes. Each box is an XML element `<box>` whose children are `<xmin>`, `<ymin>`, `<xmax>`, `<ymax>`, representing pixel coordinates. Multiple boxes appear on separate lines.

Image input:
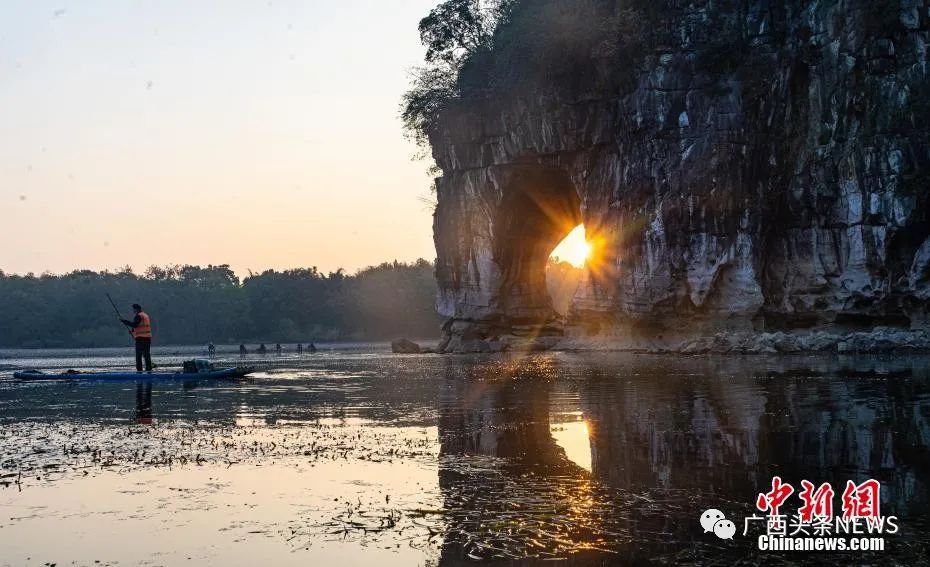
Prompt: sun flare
<box><xmin>550</xmin><ymin>225</ymin><xmax>592</xmax><ymax>268</ymax></box>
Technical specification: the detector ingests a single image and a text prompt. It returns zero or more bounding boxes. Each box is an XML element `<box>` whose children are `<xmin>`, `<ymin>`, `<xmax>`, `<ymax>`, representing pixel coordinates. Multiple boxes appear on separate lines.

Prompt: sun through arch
<box><xmin>549</xmin><ymin>224</ymin><xmax>591</xmax><ymax>268</ymax></box>
<box><xmin>546</xmin><ymin>224</ymin><xmax>590</xmax><ymax>316</ymax></box>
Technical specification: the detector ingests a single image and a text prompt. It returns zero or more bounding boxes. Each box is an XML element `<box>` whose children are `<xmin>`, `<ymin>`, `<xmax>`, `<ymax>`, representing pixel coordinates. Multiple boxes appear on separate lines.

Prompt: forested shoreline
<box><xmin>0</xmin><ymin>261</ymin><xmax>441</xmax><ymax>348</ymax></box>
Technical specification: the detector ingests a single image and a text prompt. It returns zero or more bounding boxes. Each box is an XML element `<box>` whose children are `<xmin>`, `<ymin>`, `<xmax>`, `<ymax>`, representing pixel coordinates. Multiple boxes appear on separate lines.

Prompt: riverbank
<box><xmin>435</xmin><ymin>327</ymin><xmax>930</xmax><ymax>355</ymax></box>
<box><xmin>558</xmin><ymin>327</ymin><xmax>930</xmax><ymax>355</ymax></box>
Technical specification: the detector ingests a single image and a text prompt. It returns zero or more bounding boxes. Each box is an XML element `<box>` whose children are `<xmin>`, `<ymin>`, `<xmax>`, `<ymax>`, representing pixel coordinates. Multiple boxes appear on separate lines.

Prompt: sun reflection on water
<box><xmin>550</xmin><ymin>417</ymin><xmax>592</xmax><ymax>472</ymax></box>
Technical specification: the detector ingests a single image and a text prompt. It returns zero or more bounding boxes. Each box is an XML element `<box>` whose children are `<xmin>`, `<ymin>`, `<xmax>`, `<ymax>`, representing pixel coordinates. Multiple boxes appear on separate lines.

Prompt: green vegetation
<box><xmin>401</xmin><ymin>0</ymin><xmax>514</xmax><ymax>148</ymax></box>
<box><xmin>0</xmin><ymin>261</ymin><xmax>441</xmax><ymax>348</ymax></box>
<box><xmin>402</xmin><ymin>0</ymin><xmax>654</xmax><ymax>148</ymax></box>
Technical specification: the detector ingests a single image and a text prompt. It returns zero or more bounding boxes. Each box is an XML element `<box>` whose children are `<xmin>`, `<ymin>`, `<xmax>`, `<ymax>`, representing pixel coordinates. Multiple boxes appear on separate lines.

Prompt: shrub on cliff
<box><xmin>402</xmin><ymin>0</ymin><xmax>514</xmax><ymax>148</ymax></box>
<box><xmin>402</xmin><ymin>0</ymin><xmax>651</xmax><ymax>149</ymax></box>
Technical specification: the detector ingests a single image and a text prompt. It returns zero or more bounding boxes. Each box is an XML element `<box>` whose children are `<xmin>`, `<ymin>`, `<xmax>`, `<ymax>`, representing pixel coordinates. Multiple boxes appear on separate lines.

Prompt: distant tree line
<box><xmin>0</xmin><ymin>260</ymin><xmax>442</xmax><ymax>348</ymax></box>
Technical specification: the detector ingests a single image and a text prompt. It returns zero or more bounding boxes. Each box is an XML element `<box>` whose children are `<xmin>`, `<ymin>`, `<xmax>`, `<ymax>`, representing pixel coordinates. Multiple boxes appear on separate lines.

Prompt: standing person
<box><xmin>121</xmin><ymin>303</ymin><xmax>153</xmax><ymax>372</ymax></box>
<box><xmin>239</xmin><ymin>343</ymin><xmax>247</xmax><ymax>356</ymax></box>
<box><xmin>275</xmin><ymin>343</ymin><xmax>282</xmax><ymax>356</ymax></box>
<box><xmin>257</xmin><ymin>343</ymin><xmax>267</xmax><ymax>355</ymax></box>
<box><xmin>208</xmin><ymin>342</ymin><xmax>216</xmax><ymax>358</ymax></box>
<box><xmin>297</xmin><ymin>343</ymin><xmax>303</xmax><ymax>355</ymax></box>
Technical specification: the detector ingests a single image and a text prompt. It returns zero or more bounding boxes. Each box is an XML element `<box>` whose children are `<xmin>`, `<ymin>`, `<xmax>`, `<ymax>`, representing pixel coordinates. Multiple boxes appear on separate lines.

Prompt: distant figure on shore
<box><xmin>297</xmin><ymin>343</ymin><xmax>303</xmax><ymax>355</ymax></box>
<box><xmin>257</xmin><ymin>343</ymin><xmax>267</xmax><ymax>355</ymax></box>
<box><xmin>207</xmin><ymin>342</ymin><xmax>216</xmax><ymax>358</ymax></box>
<box><xmin>121</xmin><ymin>303</ymin><xmax>153</xmax><ymax>372</ymax></box>
<box><xmin>308</xmin><ymin>342</ymin><xmax>317</xmax><ymax>353</ymax></box>
<box><xmin>239</xmin><ymin>343</ymin><xmax>247</xmax><ymax>356</ymax></box>
<box><xmin>275</xmin><ymin>343</ymin><xmax>282</xmax><ymax>356</ymax></box>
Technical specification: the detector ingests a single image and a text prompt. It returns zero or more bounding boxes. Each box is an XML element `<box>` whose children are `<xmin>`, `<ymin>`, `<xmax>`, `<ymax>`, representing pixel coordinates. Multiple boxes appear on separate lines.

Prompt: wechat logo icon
<box><xmin>700</xmin><ymin>508</ymin><xmax>736</xmax><ymax>540</ymax></box>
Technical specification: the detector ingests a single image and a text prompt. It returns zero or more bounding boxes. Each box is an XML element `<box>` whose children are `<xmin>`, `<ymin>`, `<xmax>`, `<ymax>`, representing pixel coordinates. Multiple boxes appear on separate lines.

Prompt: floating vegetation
<box><xmin>0</xmin><ymin>421</ymin><xmax>438</xmax><ymax>487</ymax></box>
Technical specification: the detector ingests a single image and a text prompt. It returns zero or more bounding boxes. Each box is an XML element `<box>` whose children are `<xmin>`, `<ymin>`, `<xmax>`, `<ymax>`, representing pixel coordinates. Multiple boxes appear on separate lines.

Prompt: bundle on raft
<box><xmin>14</xmin><ymin>359</ymin><xmax>253</xmax><ymax>381</ymax></box>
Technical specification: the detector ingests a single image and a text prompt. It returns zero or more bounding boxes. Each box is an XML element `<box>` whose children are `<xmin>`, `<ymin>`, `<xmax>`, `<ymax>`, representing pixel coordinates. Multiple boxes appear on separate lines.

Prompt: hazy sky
<box><xmin>0</xmin><ymin>0</ymin><xmax>439</xmax><ymax>276</ymax></box>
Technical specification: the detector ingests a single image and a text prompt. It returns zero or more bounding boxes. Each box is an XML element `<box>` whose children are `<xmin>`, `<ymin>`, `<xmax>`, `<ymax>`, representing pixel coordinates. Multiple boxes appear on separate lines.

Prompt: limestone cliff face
<box><xmin>430</xmin><ymin>0</ymin><xmax>930</xmax><ymax>352</ymax></box>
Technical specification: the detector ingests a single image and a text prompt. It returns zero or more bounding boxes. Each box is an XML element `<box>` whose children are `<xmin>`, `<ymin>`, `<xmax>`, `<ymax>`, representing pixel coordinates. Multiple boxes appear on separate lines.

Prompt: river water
<box><xmin>0</xmin><ymin>345</ymin><xmax>928</xmax><ymax>565</ymax></box>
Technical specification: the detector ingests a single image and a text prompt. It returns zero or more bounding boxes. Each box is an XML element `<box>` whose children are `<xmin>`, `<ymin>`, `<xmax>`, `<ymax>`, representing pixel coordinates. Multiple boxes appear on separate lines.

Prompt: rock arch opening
<box><xmin>492</xmin><ymin>166</ymin><xmax>582</xmax><ymax>327</ymax></box>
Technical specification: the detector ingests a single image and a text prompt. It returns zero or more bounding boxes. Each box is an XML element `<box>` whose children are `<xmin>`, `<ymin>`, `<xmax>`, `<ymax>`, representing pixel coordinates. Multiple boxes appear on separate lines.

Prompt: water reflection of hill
<box><xmin>434</xmin><ymin>354</ymin><xmax>930</xmax><ymax>563</ymax></box>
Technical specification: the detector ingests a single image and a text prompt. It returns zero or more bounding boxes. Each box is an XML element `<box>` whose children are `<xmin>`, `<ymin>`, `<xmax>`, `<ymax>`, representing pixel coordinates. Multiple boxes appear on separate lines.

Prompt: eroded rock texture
<box><xmin>431</xmin><ymin>0</ymin><xmax>930</xmax><ymax>352</ymax></box>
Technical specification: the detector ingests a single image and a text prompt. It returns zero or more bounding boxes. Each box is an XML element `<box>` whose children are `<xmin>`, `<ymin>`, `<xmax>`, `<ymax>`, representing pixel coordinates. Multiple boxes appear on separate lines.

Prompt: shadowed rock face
<box><xmin>430</xmin><ymin>0</ymin><xmax>930</xmax><ymax>352</ymax></box>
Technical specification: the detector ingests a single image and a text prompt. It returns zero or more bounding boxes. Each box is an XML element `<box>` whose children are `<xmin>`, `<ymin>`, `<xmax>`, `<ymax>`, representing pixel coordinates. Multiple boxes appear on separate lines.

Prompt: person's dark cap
<box><xmin>132</xmin><ymin>303</ymin><xmax>142</xmax><ymax>310</ymax></box>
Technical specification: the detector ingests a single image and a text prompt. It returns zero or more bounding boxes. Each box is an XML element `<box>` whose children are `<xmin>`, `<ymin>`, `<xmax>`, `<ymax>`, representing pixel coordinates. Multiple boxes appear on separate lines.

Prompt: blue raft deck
<box><xmin>13</xmin><ymin>367</ymin><xmax>252</xmax><ymax>381</ymax></box>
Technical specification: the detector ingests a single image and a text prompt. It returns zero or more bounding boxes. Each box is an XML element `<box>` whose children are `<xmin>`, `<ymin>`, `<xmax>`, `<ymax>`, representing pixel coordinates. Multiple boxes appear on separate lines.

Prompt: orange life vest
<box><xmin>133</xmin><ymin>311</ymin><xmax>153</xmax><ymax>339</ymax></box>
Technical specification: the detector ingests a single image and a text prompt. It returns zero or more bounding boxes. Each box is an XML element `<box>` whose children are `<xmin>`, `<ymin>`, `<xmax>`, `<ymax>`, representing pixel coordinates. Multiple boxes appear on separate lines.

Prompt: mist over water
<box><xmin>1</xmin><ymin>348</ymin><xmax>929</xmax><ymax>564</ymax></box>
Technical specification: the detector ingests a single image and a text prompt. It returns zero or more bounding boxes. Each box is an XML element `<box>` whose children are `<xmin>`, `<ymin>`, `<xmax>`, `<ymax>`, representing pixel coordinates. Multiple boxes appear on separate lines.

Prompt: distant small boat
<box><xmin>13</xmin><ymin>367</ymin><xmax>252</xmax><ymax>381</ymax></box>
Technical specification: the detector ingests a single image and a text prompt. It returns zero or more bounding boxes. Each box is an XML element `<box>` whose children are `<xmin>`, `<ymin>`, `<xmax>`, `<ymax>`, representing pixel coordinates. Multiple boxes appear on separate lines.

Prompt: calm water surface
<box><xmin>1</xmin><ymin>345</ymin><xmax>929</xmax><ymax>565</ymax></box>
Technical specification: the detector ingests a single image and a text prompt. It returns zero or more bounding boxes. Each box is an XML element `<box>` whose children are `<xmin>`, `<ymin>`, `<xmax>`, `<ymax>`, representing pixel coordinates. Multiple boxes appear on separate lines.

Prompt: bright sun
<box><xmin>550</xmin><ymin>224</ymin><xmax>591</xmax><ymax>268</ymax></box>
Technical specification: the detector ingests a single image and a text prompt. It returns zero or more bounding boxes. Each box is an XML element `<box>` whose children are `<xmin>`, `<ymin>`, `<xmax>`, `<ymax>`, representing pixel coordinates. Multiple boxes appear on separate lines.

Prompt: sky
<box><xmin>0</xmin><ymin>0</ymin><xmax>440</xmax><ymax>277</ymax></box>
